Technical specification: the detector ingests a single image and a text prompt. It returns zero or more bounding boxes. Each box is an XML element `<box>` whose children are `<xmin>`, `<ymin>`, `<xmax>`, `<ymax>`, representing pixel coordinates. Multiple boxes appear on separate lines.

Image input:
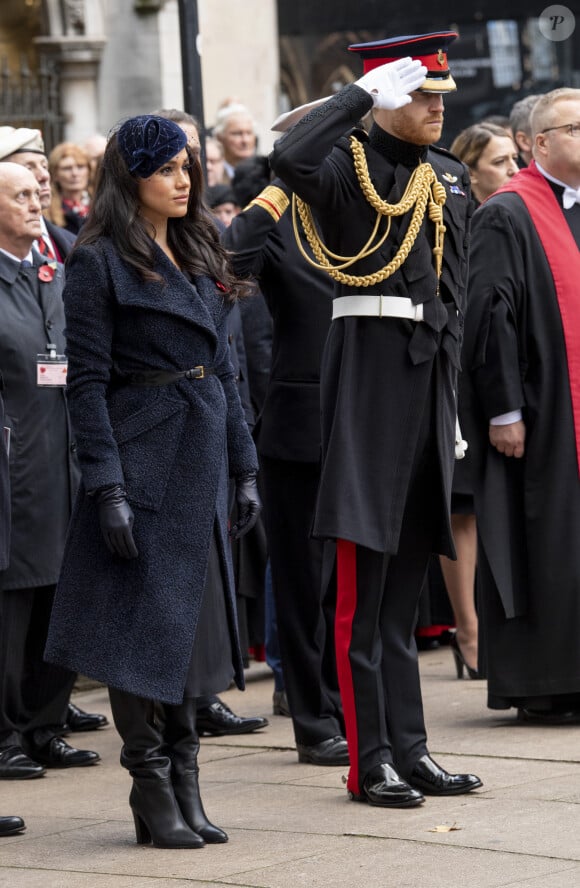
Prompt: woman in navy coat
<box><xmin>45</xmin><ymin>116</ymin><xmax>260</xmax><ymax>849</ymax></box>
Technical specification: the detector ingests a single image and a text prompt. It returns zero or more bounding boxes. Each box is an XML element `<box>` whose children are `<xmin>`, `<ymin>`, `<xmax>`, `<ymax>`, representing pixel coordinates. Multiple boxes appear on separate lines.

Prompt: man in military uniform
<box><xmin>270</xmin><ymin>33</ymin><xmax>482</xmax><ymax>807</ymax></box>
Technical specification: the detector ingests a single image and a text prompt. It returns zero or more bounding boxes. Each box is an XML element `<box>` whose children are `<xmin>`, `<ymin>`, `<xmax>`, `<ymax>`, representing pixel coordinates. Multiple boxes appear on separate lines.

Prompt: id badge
<box><xmin>37</xmin><ymin>344</ymin><xmax>68</xmax><ymax>387</ymax></box>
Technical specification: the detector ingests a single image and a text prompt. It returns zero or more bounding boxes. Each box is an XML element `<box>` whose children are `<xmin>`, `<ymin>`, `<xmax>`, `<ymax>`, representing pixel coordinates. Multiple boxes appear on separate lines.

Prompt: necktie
<box><xmin>37</xmin><ymin>236</ymin><xmax>56</xmax><ymax>260</ymax></box>
<box><xmin>562</xmin><ymin>185</ymin><xmax>580</xmax><ymax>210</ymax></box>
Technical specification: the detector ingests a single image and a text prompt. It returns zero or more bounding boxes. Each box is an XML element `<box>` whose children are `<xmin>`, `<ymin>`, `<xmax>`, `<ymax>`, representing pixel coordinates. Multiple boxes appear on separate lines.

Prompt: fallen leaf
<box><xmin>428</xmin><ymin>823</ymin><xmax>461</xmax><ymax>833</ymax></box>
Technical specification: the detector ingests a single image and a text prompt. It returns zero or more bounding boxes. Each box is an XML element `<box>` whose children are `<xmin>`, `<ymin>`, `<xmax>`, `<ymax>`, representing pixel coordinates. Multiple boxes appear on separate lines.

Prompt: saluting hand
<box><xmin>355</xmin><ymin>57</ymin><xmax>428</xmax><ymax>110</ymax></box>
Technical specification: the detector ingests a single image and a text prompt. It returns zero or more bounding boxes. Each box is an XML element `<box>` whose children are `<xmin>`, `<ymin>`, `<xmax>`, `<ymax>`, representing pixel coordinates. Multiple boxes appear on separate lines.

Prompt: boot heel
<box><xmin>133</xmin><ymin>812</ymin><xmax>152</xmax><ymax>845</ymax></box>
<box><xmin>130</xmin><ymin>777</ymin><xmax>205</xmax><ymax>849</ymax></box>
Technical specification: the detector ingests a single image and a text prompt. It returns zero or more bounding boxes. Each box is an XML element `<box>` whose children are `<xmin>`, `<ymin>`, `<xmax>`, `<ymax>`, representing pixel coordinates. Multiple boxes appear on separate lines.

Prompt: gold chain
<box><xmin>292</xmin><ymin>134</ymin><xmax>447</xmax><ymax>288</ymax></box>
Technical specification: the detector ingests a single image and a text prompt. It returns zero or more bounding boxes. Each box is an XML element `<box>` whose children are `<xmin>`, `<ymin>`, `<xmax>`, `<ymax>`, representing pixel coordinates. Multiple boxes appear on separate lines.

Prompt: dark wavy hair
<box><xmin>75</xmin><ymin>131</ymin><xmax>244</xmax><ymax>301</ymax></box>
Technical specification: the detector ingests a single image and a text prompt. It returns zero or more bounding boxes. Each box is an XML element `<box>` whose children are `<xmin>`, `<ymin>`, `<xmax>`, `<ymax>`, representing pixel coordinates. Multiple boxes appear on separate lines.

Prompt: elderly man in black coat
<box><xmin>0</xmin><ymin>162</ymin><xmax>100</xmax><ymax>780</ymax></box>
<box><xmin>0</xmin><ymin>126</ymin><xmax>107</xmax><ymax>737</ymax></box>
<box><xmin>270</xmin><ymin>33</ymin><xmax>482</xmax><ymax>806</ymax></box>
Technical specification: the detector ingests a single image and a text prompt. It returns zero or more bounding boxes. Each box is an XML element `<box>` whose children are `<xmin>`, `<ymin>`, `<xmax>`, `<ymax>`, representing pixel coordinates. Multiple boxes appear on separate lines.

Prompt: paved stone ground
<box><xmin>2</xmin><ymin>648</ymin><xmax>580</xmax><ymax>887</ymax></box>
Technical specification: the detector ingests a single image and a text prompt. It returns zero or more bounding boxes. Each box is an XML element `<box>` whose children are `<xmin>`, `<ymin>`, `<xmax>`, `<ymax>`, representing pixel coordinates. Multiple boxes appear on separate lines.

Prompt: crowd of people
<box><xmin>1</xmin><ymin>26</ymin><xmax>579</xmax><ymax>844</ymax></box>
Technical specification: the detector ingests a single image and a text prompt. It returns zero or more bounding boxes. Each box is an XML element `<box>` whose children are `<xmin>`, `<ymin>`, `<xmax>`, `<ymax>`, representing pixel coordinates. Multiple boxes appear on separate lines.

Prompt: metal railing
<box><xmin>0</xmin><ymin>54</ymin><xmax>65</xmax><ymax>150</ymax></box>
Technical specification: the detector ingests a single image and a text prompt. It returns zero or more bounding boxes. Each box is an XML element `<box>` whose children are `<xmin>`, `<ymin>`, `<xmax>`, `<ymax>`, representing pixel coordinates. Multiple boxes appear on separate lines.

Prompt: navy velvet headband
<box><xmin>117</xmin><ymin>115</ymin><xmax>188</xmax><ymax>178</ymax></box>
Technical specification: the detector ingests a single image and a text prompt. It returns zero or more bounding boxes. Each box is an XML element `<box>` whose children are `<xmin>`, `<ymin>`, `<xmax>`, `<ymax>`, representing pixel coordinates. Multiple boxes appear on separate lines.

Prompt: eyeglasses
<box><xmin>540</xmin><ymin>123</ymin><xmax>580</xmax><ymax>138</ymax></box>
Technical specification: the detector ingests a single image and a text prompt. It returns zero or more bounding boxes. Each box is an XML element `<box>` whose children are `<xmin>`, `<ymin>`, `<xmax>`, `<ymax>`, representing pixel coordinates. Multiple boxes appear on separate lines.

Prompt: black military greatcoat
<box><xmin>271</xmin><ymin>84</ymin><xmax>471</xmax><ymax>557</ymax></box>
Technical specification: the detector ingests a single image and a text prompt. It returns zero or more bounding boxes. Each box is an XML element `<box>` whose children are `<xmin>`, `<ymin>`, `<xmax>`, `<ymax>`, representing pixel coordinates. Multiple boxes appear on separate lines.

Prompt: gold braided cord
<box><xmin>291</xmin><ymin>134</ymin><xmax>447</xmax><ymax>288</ymax></box>
<box><xmin>292</xmin><ymin>197</ymin><xmax>393</xmax><ymax>271</ymax></box>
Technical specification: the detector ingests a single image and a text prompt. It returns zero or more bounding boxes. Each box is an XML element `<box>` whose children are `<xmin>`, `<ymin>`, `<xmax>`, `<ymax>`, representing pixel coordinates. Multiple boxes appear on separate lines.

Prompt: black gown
<box><xmin>463</xmin><ymin>180</ymin><xmax>580</xmax><ymax>710</ymax></box>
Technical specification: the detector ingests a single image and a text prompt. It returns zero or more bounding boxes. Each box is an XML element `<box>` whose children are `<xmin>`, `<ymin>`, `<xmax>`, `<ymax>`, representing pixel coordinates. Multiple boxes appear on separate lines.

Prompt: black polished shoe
<box><xmin>29</xmin><ymin>737</ymin><xmax>100</xmax><ymax>769</ymax></box>
<box><xmin>349</xmin><ymin>763</ymin><xmax>425</xmax><ymax>808</ymax></box>
<box><xmin>0</xmin><ymin>747</ymin><xmax>46</xmax><ymax>780</ymax></box>
<box><xmin>409</xmin><ymin>754</ymin><xmax>482</xmax><ymax>795</ymax></box>
<box><xmin>196</xmin><ymin>699</ymin><xmax>268</xmax><ymax>736</ymax></box>
<box><xmin>0</xmin><ymin>816</ymin><xmax>26</xmax><ymax>836</ymax></box>
<box><xmin>63</xmin><ymin>703</ymin><xmax>109</xmax><ymax>734</ymax></box>
<box><xmin>517</xmin><ymin>707</ymin><xmax>580</xmax><ymax>724</ymax></box>
<box><xmin>297</xmin><ymin>735</ymin><xmax>350</xmax><ymax>766</ymax></box>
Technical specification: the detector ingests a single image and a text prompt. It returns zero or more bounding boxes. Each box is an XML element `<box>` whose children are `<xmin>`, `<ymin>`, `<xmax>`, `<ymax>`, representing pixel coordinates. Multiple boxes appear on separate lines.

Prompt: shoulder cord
<box><xmin>291</xmin><ymin>134</ymin><xmax>447</xmax><ymax>288</ymax></box>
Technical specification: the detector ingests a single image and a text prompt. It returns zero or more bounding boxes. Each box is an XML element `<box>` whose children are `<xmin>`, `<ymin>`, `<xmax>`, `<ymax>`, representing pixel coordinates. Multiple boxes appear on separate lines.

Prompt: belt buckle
<box><xmin>185</xmin><ymin>365</ymin><xmax>204</xmax><ymax>380</ymax></box>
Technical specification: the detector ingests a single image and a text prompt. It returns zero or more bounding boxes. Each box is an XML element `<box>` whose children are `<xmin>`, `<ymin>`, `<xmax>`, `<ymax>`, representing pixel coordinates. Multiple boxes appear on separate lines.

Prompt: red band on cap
<box><xmin>363</xmin><ymin>52</ymin><xmax>449</xmax><ymax>75</ymax></box>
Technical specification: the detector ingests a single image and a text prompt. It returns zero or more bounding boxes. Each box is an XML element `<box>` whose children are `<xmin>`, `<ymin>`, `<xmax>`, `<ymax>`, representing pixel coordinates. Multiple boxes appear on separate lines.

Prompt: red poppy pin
<box><xmin>38</xmin><ymin>263</ymin><xmax>57</xmax><ymax>283</ymax></box>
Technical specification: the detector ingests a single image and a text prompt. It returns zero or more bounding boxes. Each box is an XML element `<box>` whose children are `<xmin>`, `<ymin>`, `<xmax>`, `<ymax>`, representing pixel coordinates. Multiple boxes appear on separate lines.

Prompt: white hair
<box><xmin>213</xmin><ymin>103</ymin><xmax>257</xmax><ymax>138</ymax></box>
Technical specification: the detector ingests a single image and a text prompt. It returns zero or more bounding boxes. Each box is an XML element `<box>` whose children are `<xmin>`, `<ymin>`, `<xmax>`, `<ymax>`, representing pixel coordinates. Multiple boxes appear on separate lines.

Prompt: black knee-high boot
<box><xmin>163</xmin><ymin>698</ymin><xmax>228</xmax><ymax>844</ymax></box>
<box><xmin>108</xmin><ymin>688</ymin><xmax>205</xmax><ymax>849</ymax></box>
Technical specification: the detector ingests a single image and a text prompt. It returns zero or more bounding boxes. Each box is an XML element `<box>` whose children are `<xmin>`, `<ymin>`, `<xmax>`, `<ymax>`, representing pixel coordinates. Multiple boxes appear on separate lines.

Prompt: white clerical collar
<box><xmin>0</xmin><ymin>246</ymin><xmax>34</xmax><ymax>264</ymax></box>
<box><xmin>535</xmin><ymin>162</ymin><xmax>580</xmax><ymax>210</ymax></box>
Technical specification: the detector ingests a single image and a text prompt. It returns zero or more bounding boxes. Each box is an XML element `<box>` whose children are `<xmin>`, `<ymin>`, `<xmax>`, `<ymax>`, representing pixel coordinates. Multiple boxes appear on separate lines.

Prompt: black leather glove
<box><xmin>95</xmin><ymin>485</ymin><xmax>138</xmax><ymax>559</ymax></box>
<box><xmin>230</xmin><ymin>473</ymin><xmax>261</xmax><ymax>540</ymax></box>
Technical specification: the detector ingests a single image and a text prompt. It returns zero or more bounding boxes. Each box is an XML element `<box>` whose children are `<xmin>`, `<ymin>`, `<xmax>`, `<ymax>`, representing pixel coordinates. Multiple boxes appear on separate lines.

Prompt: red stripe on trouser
<box><xmin>335</xmin><ymin>538</ymin><xmax>359</xmax><ymax>794</ymax></box>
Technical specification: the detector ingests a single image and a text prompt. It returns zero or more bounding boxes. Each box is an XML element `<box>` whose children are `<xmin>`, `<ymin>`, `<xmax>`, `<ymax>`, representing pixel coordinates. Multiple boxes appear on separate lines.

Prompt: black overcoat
<box><xmin>45</xmin><ymin>239</ymin><xmax>258</xmax><ymax>704</ymax></box>
<box><xmin>44</xmin><ymin>218</ymin><xmax>76</xmax><ymax>260</ymax></box>
<box><xmin>462</xmin><ymin>192</ymin><xmax>580</xmax><ymax>703</ymax></box>
<box><xmin>0</xmin><ymin>253</ymin><xmax>77</xmax><ymax>590</ymax></box>
<box><xmin>270</xmin><ymin>84</ymin><xmax>471</xmax><ymax>555</ymax></box>
<box><xmin>224</xmin><ymin>199</ymin><xmax>333</xmax><ymax>463</ymax></box>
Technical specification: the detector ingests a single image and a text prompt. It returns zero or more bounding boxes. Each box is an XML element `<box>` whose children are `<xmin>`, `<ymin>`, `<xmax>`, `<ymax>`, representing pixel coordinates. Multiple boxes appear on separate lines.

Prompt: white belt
<box><xmin>332</xmin><ymin>295</ymin><xmax>424</xmax><ymax>322</ymax></box>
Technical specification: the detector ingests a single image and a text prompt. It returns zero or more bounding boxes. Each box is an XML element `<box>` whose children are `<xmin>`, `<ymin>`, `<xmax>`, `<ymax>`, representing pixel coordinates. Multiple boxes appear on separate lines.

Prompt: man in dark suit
<box><xmin>271</xmin><ymin>33</ymin><xmax>482</xmax><ymax>806</ymax></box>
<box><xmin>0</xmin><ymin>161</ymin><xmax>100</xmax><ymax>779</ymax></box>
<box><xmin>0</xmin><ymin>127</ymin><xmax>107</xmax><ymax>737</ymax></box>
<box><xmin>224</xmin><ymin>182</ymin><xmax>348</xmax><ymax>765</ymax></box>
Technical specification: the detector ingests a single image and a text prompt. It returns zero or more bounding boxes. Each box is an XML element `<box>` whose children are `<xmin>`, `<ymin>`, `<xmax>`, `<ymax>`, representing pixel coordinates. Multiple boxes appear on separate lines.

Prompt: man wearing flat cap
<box><xmin>271</xmin><ymin>32</ymin><xmax>482</xmax><ymax>807</ymax></box>
<box><xmin>0</xmin><ymin>127</ymin><xmax>75</xmax><ymax>262</ymax></box>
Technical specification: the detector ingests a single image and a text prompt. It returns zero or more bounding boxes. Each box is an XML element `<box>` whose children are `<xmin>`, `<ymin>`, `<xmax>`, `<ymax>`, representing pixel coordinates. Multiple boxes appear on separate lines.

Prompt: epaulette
<box><xmin>429</xmin><ymin>143</ymin><xmax>470</xmax><ymax>187</ymax></box>
<box><xmin>430</xmin><ymin>143</ymin><xmax>465</xmax><ymax>169</ymax></box>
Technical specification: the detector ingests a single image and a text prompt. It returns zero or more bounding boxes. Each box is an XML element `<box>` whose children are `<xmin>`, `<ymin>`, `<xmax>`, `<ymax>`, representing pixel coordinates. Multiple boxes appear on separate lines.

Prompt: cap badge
<box><xmin>442</xmin><ymin>172</ymin><xmax>458</xmax><ymax>183</ymax></box>
<box><xmin>437</xmin><ymin>49</ymin><xmax>445</xmax><ymax>66</ymax></box>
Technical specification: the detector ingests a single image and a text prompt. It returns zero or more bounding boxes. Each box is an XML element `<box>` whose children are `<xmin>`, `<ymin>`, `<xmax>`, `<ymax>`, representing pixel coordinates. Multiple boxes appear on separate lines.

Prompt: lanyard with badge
<box><xmin>36</xmin><ymin>343</ymin><xmax>67</xmax><ymax>387</ymax></box>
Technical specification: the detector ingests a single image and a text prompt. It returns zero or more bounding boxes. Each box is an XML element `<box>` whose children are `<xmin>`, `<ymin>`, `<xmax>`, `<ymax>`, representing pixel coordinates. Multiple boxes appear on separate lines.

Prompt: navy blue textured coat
<box><xmin>45</xmin><ymin>238</ymin><xmax>258</xmax><ymax>704</ymax></box>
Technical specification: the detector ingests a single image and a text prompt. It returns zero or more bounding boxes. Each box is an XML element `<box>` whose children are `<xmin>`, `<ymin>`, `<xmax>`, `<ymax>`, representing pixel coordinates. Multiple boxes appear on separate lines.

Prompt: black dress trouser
<box><xmin>261</xmin><ymin>456</ymin><xmax>344</xmax><ymax>746</ymax></box>
<box><xmin>335</xmin><ymin>378</ymin><xmax>441</xmax><ymax>795</ymax></box>
<box><xmin>0</xmin><ymin>585</ymin><xmax>74</xmax><ymax>748</ymax></box>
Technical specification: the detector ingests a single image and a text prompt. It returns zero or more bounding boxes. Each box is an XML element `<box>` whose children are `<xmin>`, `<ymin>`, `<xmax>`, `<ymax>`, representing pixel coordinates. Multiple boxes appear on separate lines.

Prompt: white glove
<box><xmin>355</xmin><ymin>57</ymin><xmax>428</xmax><ymax>110</ymax></box>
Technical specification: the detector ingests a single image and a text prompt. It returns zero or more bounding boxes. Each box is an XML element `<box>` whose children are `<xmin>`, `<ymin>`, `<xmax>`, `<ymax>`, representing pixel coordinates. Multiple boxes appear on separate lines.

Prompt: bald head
<box><xmin>0</xmin><ymin>162</ymin><xmax>42</xmax><ymax>257</ymax></box>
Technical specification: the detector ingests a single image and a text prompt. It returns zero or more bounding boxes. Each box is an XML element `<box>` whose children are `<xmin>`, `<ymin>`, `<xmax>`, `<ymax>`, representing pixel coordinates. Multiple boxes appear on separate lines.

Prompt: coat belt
<box><xmin>126</xmin><ymin>366</ymin><xmax>216</xmax><ymax>386</ymax></box>
<box><xmin>332</xmin><ymin>295</ymin><xmax>424</xmax><ymax>322</ymax></box>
